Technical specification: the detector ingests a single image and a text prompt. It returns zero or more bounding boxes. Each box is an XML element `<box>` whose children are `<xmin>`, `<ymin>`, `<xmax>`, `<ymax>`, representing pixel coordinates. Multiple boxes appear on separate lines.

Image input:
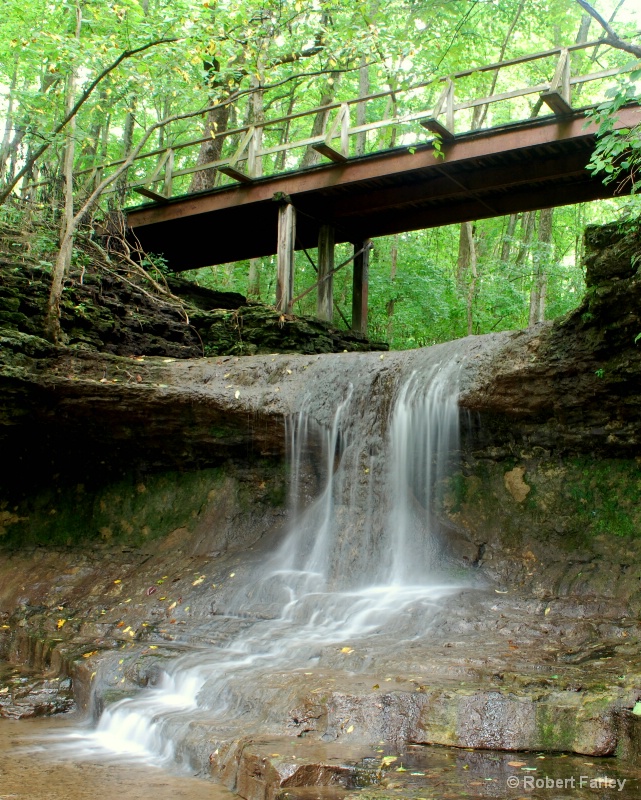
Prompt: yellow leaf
<box><xmin>192</xmin><ymin>576</ymin><xmax>204</xmax><ymax>586</ymax></box>
<box><xmin>381</xmin><ymin>756</ymin><xmax>397</xmax><ymax>765</ymax></box>
<box><xmin>346</xmin><ymin>725</ymin><xmax>354</xmax><ymax>733</ymax></box>
<box><xmin>340</xmin><ymin>647</ymin><xmax>354</xmax><ymax>654</ymax></box>
<box><xmin>56</xmin><ymin>619</ymin><xmax>66</xmax><ymax>629</ymax></box>
<box><xmin>229</xmin><ymin>573</ymin><xmax>235</xmax><ymax>578</ymax></box>
<box><xmin>82</xmin><ymin>650</ymin><xmax>98</xmax><ymax>658</ymax></box>
<box><xmin>168</xmin><ymin>602</ymin><xmax>177</xmax><ymax>611</ymax></box>
<box><xmin>149</xmin><ymin>645</ymin><xmax>158</xmax><ymax>649</ymax></box>
<box><xmin>544</xmin><ymin>607</ymin><xmax>551</xmax><ymax>615</ymax></box>
<box><xmin>114</xmin><ymin>579</ymin><xmax>121</xmax><ymax>584</ymax></box>
<box><xmin>235</xmin><ymin>390</ymin><xmax>240</xmax><ymax>399</ymax></box>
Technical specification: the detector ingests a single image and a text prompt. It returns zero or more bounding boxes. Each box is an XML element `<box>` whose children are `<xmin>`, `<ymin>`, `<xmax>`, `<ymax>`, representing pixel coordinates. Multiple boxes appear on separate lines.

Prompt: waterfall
<box><xmin>57</xmin><ymin>357</ymin><xmax>465</xmax><ymax>767</ymax></box>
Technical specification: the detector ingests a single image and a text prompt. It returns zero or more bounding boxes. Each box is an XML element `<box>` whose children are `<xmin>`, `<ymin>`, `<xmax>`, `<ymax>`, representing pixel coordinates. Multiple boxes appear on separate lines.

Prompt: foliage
<box><xmin>588</xmin><ymin>68</ymin><xmax>641</xmax><ymax>209</ymax></box>
<box><xmin>1</xmin><ymin>0</ymin><xmax>641</xmax><ymax>348</ymax></box>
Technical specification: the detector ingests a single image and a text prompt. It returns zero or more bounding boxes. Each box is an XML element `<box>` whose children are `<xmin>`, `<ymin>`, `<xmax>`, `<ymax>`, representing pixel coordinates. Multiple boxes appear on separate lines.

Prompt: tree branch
<box><xmin>574</xmin><ymin>0</ymin><xmax>641</xmax><ymax>57</ymax></box>
<box><xmin>0</xmin><ymin>37</ymin><xmax>180</xmax><ymax>205</ymax></box>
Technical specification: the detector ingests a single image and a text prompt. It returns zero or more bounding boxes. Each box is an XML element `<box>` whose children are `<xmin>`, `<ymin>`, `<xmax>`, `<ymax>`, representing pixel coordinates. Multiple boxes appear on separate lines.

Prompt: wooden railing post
<box><xmin>541</xmin><ymin>49</ymin><xmax>572</xmax><ymax>114</ymax></box>
<box><xmin>421</xmin><ymin>78</ymin><xmax>456</xmax><ymax>140</ymax></box>
<box><xmin>445</xmin><ymin>79</ymin><xmax>455</xmax><ymax>133</ymax></box>
<box><xmin>317</xmin><ymin>224</ymin><xmax>335</xmax><ymax>322</ymax></box>
<box><xmin>163</xmin><ymin>148</ymin><xmax>174</xmax><ymax>197</ymax></box>
<box><xmin>351</xmin><ymin>239</ymin><xmax>371</xmax><ymax>334</ymax></box>
<box><xmin>247</xmin><ymin>127</ymin><xmax>263</xmax><ymax>178</ymax></box>
<box><xmin>340</xmin><ymin>103</ymin><xmax>350</xmax><ymax>157</ymax></box>
<box><xmin>276</xmin><ymin>202</ymin><xmax>296</xmax><ymax>313</ymax></box>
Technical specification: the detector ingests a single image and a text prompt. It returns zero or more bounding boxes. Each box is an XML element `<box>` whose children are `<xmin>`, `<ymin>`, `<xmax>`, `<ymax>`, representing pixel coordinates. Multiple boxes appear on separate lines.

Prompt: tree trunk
<box><xmin>0</xmin><ymin>61</ymin><xmax>18</xmax><ymax>180</ymax></box>
<box><xmin>115</xmin><ymin>98</ymin><xmax>137</xmax><ymax>205</ymax></box>
<box><xmin>355</xmin><ymin>56</ymin><xmax>369</xmax><ymax>156</ymax></box>
<box><xmin>465</xmin><ymin>225</ymin><xmax>478</xmax><ymax>336</ymax></box>
<box><xmin>45</xmin><ymin>4</ymin><xmax>82</xmax><ymax>344</ymax></box>
<box><xmin>275</xmin><ymin>84</ymin><xmax>296</xmax><ymax>172</ymax></box>
<box><xmin>515</xmin><ymin>211</ymin><xmax>536</xmax><ymax>268</ymax></box>
<box><xmin>386</xmin><ymin>234</ymin><xmax>399</xmax><ymax>340</ymax></box>
<box><xmin>456</xmin><ymin>221</ymin><xmax>473</xmax><ymax>287</ymax></box>
<box><xmin>300</xmin><ymin>79</ymin><xmax>338</xmax><ymax>168</ymax></box>
<box><xmin>500</xmin><ymin>213</ymin><xmax>519</xmax><ymax>263</ymax></box>
<box><xmin>528</xmin><ymin>208</ymin><xmax>554</xmax><ymax>326</ymax></box>
<box><xmin>189</xmin><ymin>103</ymin><xmax>232</xmax><ymax>192</ymax></box>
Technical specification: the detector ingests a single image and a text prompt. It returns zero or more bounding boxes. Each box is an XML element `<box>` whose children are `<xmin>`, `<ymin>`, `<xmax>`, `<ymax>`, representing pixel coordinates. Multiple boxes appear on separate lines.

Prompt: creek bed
<box><xmin>0</xmin><ymin>717</ymin><xmax>234</xmax><ymax>800</ymax></box>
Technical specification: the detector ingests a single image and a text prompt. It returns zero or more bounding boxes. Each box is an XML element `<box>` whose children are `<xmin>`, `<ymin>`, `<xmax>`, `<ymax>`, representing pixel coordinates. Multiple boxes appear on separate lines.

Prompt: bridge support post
<box><xmin>276</xmin><ymin>202</ymin><xmax>296</xmax><ymax>312</ymax></box>
<box><xmin>317</xmin><ymin>224</ymin><xmax>335</xmax><ymax>322</ymax></box>
<box><xmin>351</xmin><ymin>239</ymin><xmax>370</xmax><ymax>335</ymax></box>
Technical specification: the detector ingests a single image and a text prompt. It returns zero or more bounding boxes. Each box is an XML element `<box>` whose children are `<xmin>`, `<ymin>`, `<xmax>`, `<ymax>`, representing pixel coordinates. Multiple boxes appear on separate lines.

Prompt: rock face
<box><xmin>0</xmin><ymin>267</ymin><xmax>387</xmax><ymax>360</ymax></box>
<box><xmin>1</xmin><ymin>222</ymin><xmax>641</xmax><ymax>796</ymax></box>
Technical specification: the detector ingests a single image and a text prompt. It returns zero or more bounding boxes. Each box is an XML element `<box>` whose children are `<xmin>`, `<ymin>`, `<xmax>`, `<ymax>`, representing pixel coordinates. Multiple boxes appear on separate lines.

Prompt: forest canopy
<box><xmin>1</xmin><ymin>0</ymin><xmax>640</xmax><ymax>347</ymax></box>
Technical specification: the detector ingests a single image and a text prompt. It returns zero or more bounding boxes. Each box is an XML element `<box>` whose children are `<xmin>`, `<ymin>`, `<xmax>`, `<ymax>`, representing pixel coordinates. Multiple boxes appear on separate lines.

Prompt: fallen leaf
<box><xmin>372</xmin><ymin>684</ymin><xmax>380</xmax><ymax>689</ymax></box>
<box><xmin>146</xmin><ymin>587</ymin><xmax>157</xmax><ymax>596</ymax></box>
<box><xmin>340</xmin><ymin>647</ymin><xmax>354</xmax><ymax>654</ymax></box>
<box><xmin>113</xmin><ymin>579</ymin><xmax>122</xmax><ymax>584</ymax></box>
<box><xmin>508</xmin><ymin>761</ymin><xmax>526</xmax><ymax>768</ymax></box>
<box><xmin>56</xmin><ymin>619</ymin><xmax>66</xmax><ymax>629</ymax></box>
<box><xmin>192</xmin><ymin>577</ymin><xmax>205</xmax><ymax>586</ymax></box>
<box><xmin>83</xmin><ymin>650</ymin><xmax>98</xmax><ymax>658</ymax></box>
<box><xmin>168</xmin><ymin>602</ymin><xmax>177</xmax><ymax>611</ymax></box>
<box><xmin>229</xmin><ymin>573</ymin><xmax>235</xmax><ymax>578</ymax></box>
<box><xmin>347</xmin><ymin>725</ymin><xmax>354</xmax><ymax>733</ymax></box>
<box><xmin>0</xmin><ymin>687</ymin><xmax>9</xmax><ymax>694</ymax></box>
<box><xmin>381</xmin><ymin>756</ymin><xmax>397</xmax><ymax>766</ymax></box>
<box><xmin>235</xmin><ymin>390</ymin><xmax>240</xmax><ymax>399</ymax></box>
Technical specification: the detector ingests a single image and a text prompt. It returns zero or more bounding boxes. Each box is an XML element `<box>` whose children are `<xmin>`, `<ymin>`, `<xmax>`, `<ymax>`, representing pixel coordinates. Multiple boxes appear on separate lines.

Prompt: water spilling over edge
<box><xmin>49</xmin><ymin>353</ymin><xmax>468</xmax><ymax>768</ymax></box>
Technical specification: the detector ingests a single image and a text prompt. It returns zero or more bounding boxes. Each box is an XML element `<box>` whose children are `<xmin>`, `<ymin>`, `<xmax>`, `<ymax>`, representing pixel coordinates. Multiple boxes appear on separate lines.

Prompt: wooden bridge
<box><xmin>95</xmin><ymin>40</ymin><xmax>639</xmax><ymax>331</ymax></box>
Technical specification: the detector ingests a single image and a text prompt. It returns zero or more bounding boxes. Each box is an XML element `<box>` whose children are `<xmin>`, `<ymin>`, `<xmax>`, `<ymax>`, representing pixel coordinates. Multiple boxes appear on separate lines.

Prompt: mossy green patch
<box><xmin>0</xmin><ymin>468</ymin><xmax>226</xmax><ymax>548</ymax></box>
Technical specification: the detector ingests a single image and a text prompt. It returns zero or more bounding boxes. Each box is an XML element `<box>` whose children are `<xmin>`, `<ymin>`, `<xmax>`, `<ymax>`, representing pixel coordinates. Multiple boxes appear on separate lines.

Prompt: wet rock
<box><xmin>209</xmin><ymin>738</ymin><xmax>377</xmax><ymax>800</ymax></box>
<box><xmin>0</xmin><ymin>664</ymin><xmax>74</xmax><ymax>719</ymax></box>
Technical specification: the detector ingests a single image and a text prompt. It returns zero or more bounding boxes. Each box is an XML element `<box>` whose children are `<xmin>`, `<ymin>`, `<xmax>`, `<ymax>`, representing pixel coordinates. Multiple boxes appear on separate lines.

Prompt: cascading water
<box><xmin>58</xmin><ymin>354</ymin><xmax>466</xmax><ymax>769</ymax></box>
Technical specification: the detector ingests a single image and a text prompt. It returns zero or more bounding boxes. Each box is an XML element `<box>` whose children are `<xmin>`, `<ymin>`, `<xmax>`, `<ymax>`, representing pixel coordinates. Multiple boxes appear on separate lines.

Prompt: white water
<box><xmin>58</xmin><ymin>359</ymin><xmax>465</xmax><ymax>767</ymax></box>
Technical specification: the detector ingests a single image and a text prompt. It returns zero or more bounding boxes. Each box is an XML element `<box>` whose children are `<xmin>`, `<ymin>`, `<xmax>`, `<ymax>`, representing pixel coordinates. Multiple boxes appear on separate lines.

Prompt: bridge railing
<box><xmin>27</xmin><ymin>37</ymin><xmax>640</xmax><ymax>205</ymax></box>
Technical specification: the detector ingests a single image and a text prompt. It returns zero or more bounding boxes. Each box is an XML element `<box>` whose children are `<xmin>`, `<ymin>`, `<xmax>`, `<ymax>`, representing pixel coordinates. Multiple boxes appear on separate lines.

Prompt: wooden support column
<box><xmin>276</xmin><ymin>202</ymin><xmax>296</xmax><ymax>312</ymax></box>
<box><xmin>351</xmin><ymin>239</ymin><xmax>370</xmax><ymax>335</ymax></box>
<box><xmin>317</xmin><ymin>224</ymin><xmax>335</xmax><ymax>321</ymax></box>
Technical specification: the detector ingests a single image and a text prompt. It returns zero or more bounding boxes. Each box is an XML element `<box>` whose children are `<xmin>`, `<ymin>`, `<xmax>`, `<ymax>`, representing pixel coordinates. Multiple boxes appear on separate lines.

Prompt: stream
<box><xmin>3</xmin><ymin>346</ymin><xmax>641</xmax><ymax>798</ymax></box>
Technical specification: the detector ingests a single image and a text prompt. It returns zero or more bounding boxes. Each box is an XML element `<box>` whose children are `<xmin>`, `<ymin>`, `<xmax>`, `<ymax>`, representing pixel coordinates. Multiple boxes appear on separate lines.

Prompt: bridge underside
<box><xmin>126</xmin><ymin>107</ymin><xmax>638</xmax><ymax>273</ymax></box>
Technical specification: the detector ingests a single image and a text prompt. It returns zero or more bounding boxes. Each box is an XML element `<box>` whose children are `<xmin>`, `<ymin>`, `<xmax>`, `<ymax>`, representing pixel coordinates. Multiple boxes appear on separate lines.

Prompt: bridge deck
<box><xmin>126</xmin><ymin>107</ymin><xmax>639</xmax><ymax>272</ymax></box>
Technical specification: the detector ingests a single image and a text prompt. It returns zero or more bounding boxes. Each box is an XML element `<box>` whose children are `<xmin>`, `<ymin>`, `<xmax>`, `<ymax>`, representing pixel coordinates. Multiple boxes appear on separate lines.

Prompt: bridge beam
<box><xmin>317</xmin><ymin>225</ymin><xmax>335</xmax><ymax>322</ymax></box>
<box><xmin>276</xmin><ymin>203</ymin><xmax>296</xmax><ymax>313</ymax></box>
<box><xmin>351</xmin><ymin>240</ymin><xmax>370</xmax><ymax>335</ymax></box>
